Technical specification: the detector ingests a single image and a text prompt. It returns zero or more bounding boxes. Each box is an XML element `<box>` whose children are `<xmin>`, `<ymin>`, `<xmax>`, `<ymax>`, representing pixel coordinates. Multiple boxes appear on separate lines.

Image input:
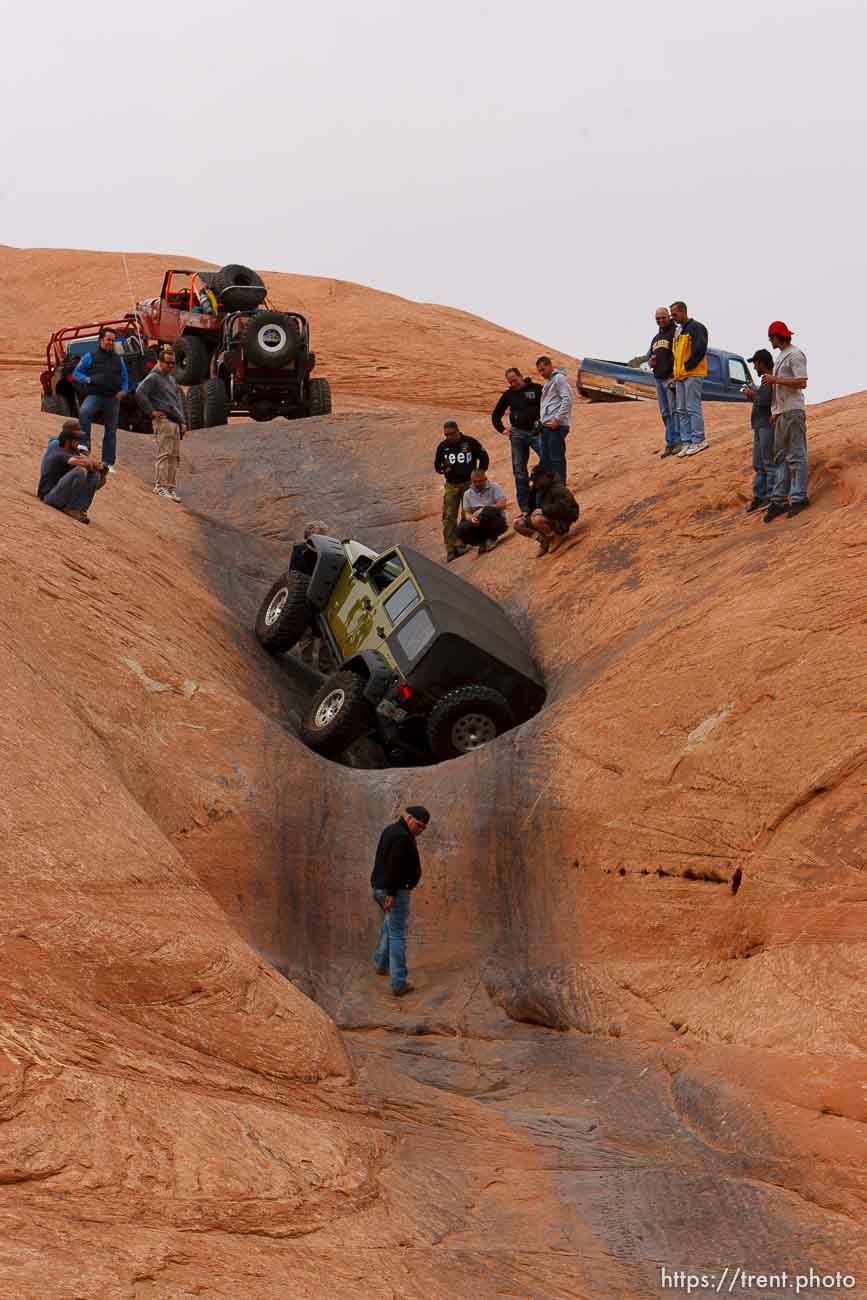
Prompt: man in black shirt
<box><xmin>491</xmin><ymin>367</ymin><xmax>543</xmax><ymax>511</ymax></box>
<box><xmin>371</xmin><ymin>805</ymin><xmax>430</xmax><ymax>996</ymax></box>
<box><xmin>433</xmin><ymin>421</ymin><xmax>489</xmax><ymax>563</ymax></box>
<box><xmin>37</xmin><ymin>423</ymin><xmax>107</xmax><ymax>524</ymax></box>
<box><xmin>647</xmin><ymin>307</ymin><xmax>679</xmax><ymax>456</ymax></box>
<box><xmin>743</xmin><ymin>350</ymin><xmax>776</xmax><ymax>512</ymax></box>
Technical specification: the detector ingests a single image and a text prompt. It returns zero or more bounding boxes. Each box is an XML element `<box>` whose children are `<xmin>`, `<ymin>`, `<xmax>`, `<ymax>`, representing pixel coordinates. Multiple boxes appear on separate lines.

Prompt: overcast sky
<box><xmin>3</xmin><ymin>0</ymin><xmax>863</xmax><ymax>400</ymax></box>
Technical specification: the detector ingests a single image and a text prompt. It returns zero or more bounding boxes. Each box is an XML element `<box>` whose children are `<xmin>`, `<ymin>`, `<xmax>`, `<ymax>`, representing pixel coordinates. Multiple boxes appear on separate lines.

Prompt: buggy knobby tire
<box><xmin>41</xmin><ymin>393</ymin><xmax>72</xmax><ymax>417</ymax></box>
<box><xmin>173</xmin><ymin>335</ymin><xmax>210</xmax><ymax>386</ymax></box>
<box><xmin>242</xmin><ymin>311</ymin><xmax>301</xmax><ymax>369</ymax></box>
<box><xmin>184</xmin><ymin>384</ymin><xmax>204</xmax><ymax>430</ymax></box>
<box><xmin>255</xmin><ymin>572</ymin><xmax>312</xmax><ymax>654</ymax></box>
<box><xmin>300</xmin><ymin>670</ymin><xmax>376</xmax><ymax>757</ymax></box>
<box><xmin>426</xmin><ymin>685</ymin><xmax>514</xmax><ymax>761</ymax></box>
<box><xmin>202</xmin><ymin>376</ymin><xmax>230</xmax><ymax>428</ymax></box>
<box><xmin>306</xmin><ymin>376</ymin><xmax>332</xmax><ymax>416</ymax></box>
<box><xmin>212</xmin><ymin>264</ymin><xmax>265</xmax><ymax>294</ymax></box>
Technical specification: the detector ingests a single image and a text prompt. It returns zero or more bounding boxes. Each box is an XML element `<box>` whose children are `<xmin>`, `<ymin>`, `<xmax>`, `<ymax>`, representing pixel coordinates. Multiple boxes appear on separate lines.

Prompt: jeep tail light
<box><xmin>397</xmin><ymin>685</ymin><xmax>414</xmax><ymax>703</ymax></box>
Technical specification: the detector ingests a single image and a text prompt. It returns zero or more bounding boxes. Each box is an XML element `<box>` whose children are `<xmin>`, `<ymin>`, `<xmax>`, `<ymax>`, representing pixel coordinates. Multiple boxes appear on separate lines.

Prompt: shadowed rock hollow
<box><xmin>3</xmin><ymin>253</ymin><xmax>867</xmax><ymax>1296</ymax></box>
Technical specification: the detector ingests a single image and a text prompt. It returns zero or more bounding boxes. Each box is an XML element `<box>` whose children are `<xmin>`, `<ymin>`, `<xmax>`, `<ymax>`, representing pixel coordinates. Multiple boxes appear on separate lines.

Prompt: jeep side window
<box><xmin>383</xmin><ymin>579</ymin><xmax>420</xmax><ymax>625</ymax></box>
<box><xmin>728</xmin><ymin>358</ymin><xmax>748</xmax><ymax>385</ymax></box>
<box><xmin>368</xmin><ymin>553</ymin><xmax>405</xmax><ymax>594</ymax></box>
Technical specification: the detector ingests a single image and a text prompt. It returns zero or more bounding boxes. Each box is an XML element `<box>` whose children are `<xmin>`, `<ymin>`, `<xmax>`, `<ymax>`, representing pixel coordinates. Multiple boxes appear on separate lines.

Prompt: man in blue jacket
<box><xmin>371</xmin><ymin>806</ymin><xmax>430</xmax><ymax>997</ymax></box>
<box><xmin>72</xmin><ymin>326</ymin><xmax>129</xmax><ymax>471</ymax></box>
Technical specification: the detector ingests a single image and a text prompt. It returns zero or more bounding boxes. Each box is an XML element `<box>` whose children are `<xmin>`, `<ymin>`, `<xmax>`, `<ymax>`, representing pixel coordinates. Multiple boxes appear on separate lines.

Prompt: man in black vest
<box><xmin>72</xmin><ymin>326</ymin><xmax>129</xmax><ymax>471</ymax></box>
<box><xmin>371</xmin><ymin>805</ymin><xmax>430</xmax><ymax>997</ymax></box>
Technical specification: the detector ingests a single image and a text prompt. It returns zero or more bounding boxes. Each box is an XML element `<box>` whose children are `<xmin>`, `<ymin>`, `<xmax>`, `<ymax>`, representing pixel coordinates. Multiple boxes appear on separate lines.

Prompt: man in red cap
<box><xmin>762</xmin><ymin>322</ymin><xmax>809</xmax><ymax>521</ymax></box>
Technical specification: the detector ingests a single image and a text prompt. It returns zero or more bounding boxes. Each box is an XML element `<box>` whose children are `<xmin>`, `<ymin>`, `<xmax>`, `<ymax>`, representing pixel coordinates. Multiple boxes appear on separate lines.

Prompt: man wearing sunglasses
<box><xmin>647</xmin><ymin>306</ymin><xmax>679</xmax><ymax>456</ymax></box>
<box><xmin>135</xmin><ymin>347</ymin><xmax>188</xmax><ymax>502</ymax></box>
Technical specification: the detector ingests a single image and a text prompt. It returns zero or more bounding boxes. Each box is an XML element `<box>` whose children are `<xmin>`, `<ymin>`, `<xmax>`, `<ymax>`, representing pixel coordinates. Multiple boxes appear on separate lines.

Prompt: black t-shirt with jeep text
<box><xmin>433</xmin><ymin>435</ymin><xmax>490</xmax><ymax>484</ymax></box>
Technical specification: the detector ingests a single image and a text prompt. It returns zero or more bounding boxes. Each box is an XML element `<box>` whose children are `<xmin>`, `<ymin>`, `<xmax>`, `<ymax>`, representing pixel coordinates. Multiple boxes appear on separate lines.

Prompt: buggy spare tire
<box><xmin>255</xmin><ymin>572</ymin><xmax>311</xmax><ymax>654</ymax></box>
<box><xmin>201</xmin><ymin>377</ymin><xmax>230</xmax><ymax>428</ymax></box>
<box><xmin>184</xmin><ymin>384</ymin><xmax>204</xmax><ymax>430</ymax></box>
<box><xmin>426</xmin><ymin>685</ymin><xmax>514</xmax><ymax>761</ymax></box>
<box><xmin>173</xmin><ymin>335</ymin><xmax>210</xmax><ymax>386</ymax></box>
<box><xmin>307</xmin><ymin>376</ymin><xmax>332</xmax><ymax>416</ymax></box>
<box><xmin>41</xmin><ymin>393</ymin><xmax>72</xmax><ymax>417</ymax></box>
<box><xmin>242</xmin><ymin>311</ymin><xmax>301</xmax><ymax>369</ymax></box>
<box><xmin>212</xmin><ymin>264</ymin><xmax>265</xmax><ymax>293</ymax></box>
<box><xmin>300</xmin><ymin>671</ymin><xmax>376</xmax><ymax>757</ymax></box>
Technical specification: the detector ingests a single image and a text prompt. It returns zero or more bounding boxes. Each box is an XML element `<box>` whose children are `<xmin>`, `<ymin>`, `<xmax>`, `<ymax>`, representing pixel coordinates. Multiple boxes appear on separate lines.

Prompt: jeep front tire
<box><xmin>426</xmin><ymin>685</ymin><xmax>514</xmax><ymax>760</ymax></box>
<box><xmin>255</xmin><ymin>572</ymin><xmax>311</xmax><ymax>653</ymax></box>
<box><xmin>300</xmin><ymin>671</ymin><xmax>375</xmax><ymax>757</ymax></box>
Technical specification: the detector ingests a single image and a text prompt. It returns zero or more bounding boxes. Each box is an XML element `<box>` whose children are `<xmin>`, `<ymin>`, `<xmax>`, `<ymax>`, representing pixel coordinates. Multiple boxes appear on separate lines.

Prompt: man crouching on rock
<box><xmin>513</xmin><ymin>464</ymin><xmax>579</xmax><ymax>556</ymax></box>
<box><xmin>371</xmin><ymin>806</ymin><xmax>430</xmax><ymax>998</ymax></box>
<box><xmin>37</xmin><ymin>422</ymin><xmax>107</xmax><ymax>524</ymax></box>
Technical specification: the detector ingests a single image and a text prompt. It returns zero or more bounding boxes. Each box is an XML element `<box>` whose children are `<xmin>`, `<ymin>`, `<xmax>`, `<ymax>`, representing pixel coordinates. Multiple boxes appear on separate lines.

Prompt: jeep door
<box><xmin>328</xmin><ymin>550</ymin><xmax>421</xmax><ymax>662</ymax></box>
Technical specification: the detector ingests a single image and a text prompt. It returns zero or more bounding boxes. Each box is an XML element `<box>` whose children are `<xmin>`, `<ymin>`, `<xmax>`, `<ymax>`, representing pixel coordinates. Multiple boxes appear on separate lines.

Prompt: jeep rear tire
<box><xmin>242</xmin><ymin>311</ymin><xmax>301</xmax><ymax>369</ymax></box>
<box><xmin>426</xmin><ymin>685</ymin><xmax>514</xmax><ymax>761</ymax></box>
<box><xmin>307</xmin><ymin>377</ymin><xmax>332</xmax><ymax>416</ymax></box>
<box><xmin>202</xmin><ymin>377</ymin><xmax>230</xmax><ymax>427</ymax></box>
<box><xmin>255</xmin><ymin>572</ymin><xmax>311</xmax><ymax>653</ymax></box>
<box><xmin>184</xmin><ymin>384</ymin><xmax>204</xmax><ymax>430</ymax></box>
<box><xmin>212</xmin><ymin>264</ymin><xmax>265</xmax><ymax>293</ymax></box>
<box><xmin>173</xmin><ymin>335</ymin><xmax>210</xmax><ymax>386</ymax></box>
<box><xmin>301</xmin><ymin>671</ymin><xmax>376</xmax><ymax>757</ymax></box>
<box><xmin>41</xmin><ymin>393</ymin><xmax>72</xmax><ymax>416</ymax></box>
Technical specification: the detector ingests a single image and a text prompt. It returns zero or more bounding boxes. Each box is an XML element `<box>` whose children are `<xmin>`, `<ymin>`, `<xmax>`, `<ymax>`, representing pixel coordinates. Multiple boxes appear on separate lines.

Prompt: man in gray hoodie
<box><xmin>536</xmin><ymin>356</ymin><xmax>573</xmax><ymax>482</ymax></box>
<box><xmin>135</xmin><ymin>347</ymin><xmax>188</xmax><ymax>502</ymax></box>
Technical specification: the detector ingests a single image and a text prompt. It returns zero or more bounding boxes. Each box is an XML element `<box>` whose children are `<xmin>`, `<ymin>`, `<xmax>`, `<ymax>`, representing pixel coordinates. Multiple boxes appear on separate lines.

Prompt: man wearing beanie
<box><xmin>370</xmin><ymin>805</ymin><xmax>430</xmax><ymax>997</ymax></box>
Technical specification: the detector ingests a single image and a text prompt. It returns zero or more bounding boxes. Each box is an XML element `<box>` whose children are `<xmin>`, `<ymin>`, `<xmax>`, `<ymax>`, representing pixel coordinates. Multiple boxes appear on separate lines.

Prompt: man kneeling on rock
<box><xmin>513</xmin><ymin>464</ymin><xmax>579</xmax><ymax>556</ymax></box>
<box><xmin>457</xmin><ymin>468</ymin><xmax>509</xmax><ymax>555</ymax></box>
<box><xmin>37</xmin><ymin>421</ymin><xmax>107</xmax><ymax>524</ymax></box>
<box><xmin>371</xmin><ymin>806</ymin><xmax>430</xmax><ymax>998</ymax></box>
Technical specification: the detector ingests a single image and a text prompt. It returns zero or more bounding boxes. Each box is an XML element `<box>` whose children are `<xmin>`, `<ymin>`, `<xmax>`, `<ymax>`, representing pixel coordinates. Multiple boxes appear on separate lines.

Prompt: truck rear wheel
<box><xmin>173</xmin><ymin>336</ymin><xmax>210</xmax><ymax>386</ymax></box>
<box><xmin>242</xmin><ymin>311</ymin><xmax>301</xmax><ymax>368</ymax></box>
<box><xmin>41</xmin><ymin>393</ymin><xmax>72</xmax><ymax>416</ymax></box>
<box><xmin>184</xmin><ymin>384</ymin><xmax>204</xmax><ymax>430</ymax></box>
<box><xmin>426</xmin><ymin>685</ymin><xmax>514</xmax><ymax>761</ymax></box>
<box><xmin>255</xmin><ymin>572</ymin><xmax>311</xmax><ymax>653</ymax></box>
<box><xmin>300</xmin><ymin>671</ymin><xmax>375</xmax><ymax>757</ymax></box>
<box><xmin>307</xmin><ymin>377</ymin><xmax>332</xmax><ymax>416</ymax></box>
<box><xmin>202</xmin><ymin>377</ymin><xmax>230</xmax><ymax>427</ymax></box>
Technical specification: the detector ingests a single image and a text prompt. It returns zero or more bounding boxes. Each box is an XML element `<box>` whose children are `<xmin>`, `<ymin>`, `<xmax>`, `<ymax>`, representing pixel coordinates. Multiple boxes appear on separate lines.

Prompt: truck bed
<box><xmin>577</xmin><ymin>348</ymin><xmax>753</xmax><ymax>405</ymax></box>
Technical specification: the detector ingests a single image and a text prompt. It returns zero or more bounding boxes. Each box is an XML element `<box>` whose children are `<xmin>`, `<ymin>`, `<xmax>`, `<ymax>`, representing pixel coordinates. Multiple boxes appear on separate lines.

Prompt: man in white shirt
<box><xmin>762</xmin><ymin>321</ymin><xmax>809</xmax><ymax>522</ymax></box>
<box><xmin>457</xmin><ymin>468</ymin><xmax>509</xmax><ymax>554</ymax></box>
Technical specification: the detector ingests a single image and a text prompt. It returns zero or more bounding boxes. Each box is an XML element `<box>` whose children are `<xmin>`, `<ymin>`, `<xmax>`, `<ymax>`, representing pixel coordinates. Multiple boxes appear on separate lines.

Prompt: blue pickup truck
<box><xmin>577</xmin><ymin>348</ymin><xmax>753</xmax><ymax>405</ymax></box>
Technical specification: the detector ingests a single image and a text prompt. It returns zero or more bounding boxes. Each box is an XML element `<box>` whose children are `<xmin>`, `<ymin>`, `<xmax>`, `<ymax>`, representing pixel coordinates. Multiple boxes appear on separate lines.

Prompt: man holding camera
<box><xmin>135</xmin><ymin>347</ymin><xmax>188</xmax><ymax>502</ymax></box>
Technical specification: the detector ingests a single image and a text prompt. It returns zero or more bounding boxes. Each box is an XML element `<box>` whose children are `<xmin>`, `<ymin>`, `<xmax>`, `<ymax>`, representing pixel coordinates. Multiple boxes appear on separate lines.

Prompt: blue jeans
<box><xmin>674</xmin><ymin>376</ymin><xmax>704</xmax><ymax>444</ymax></box>
<box><xmin>78</xmin><ymin>394</ymin><xmax>121</xmax><ymax>466</ymax></box>
<box><xmin>655</xmin><ymin>379</ymin><xmax>678</xmax><ymax>447</ymax></box>
<box><xmin>752</xmin><ymin>422</ymin><xmax>775</xmax><ymax>500</ymax></box>
<box><xmin>771</xmin><ymin>410</ymin><xmax>808</xmax><ymax>504</ymax></box>
<box><xmin>539</xmin><ymin>424</ymin><xmax>568</xmax><ymax>481</ymax></box>
<box><xmin>372</xmin><ymin>888</ymin><xmax>410</xmax><ymax>991</ymax></box>
<box><xmin>509</xmin><ymin>428</ymin><xmax>542</xmax><ymax>511</ymax></box>
<box><xmin>43</xmin><ymin>466</ymin><xmax>101</xmax><ymax>512</ymax></box>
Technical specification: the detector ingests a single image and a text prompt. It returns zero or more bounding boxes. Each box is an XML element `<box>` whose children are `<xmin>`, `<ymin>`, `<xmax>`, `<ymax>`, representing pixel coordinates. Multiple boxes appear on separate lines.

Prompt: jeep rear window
<box><xmin>384</xmin><ymin>579</ymin><xmax>420</xmax><ymax>625</ymax></box>
<box><xmin>368</xmin><ymin>553</ymin><xmax>405</xmax><ymax>593</ymax></box>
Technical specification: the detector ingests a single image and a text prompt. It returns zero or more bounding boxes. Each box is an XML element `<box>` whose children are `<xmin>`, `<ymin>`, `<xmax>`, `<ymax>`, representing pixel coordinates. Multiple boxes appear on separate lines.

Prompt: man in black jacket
<box><xmin>647</xmin><ymin>308</ymin><xmax>679</xmax><ymax>456</ymax></box>
<box><xmin>371</xmin><ymin>806</ymin><xmax>430</xmax><ymax>996</ymax></box>
<box><xmin>513</xmin><ymin>465</ymin><xmax>579</xmax><ymax>556</ymax></box>
<box><xmin>434</xmin><ymin>422</ymin><xmax>489</xmax><ymax>563</ymax></box>
<box><xmin>743</xmin><ymin>350</ymin><xmax>776</xmax><ymax>512</ymax></box>
<box><xmin>491</xmin><ymin>367</ymin><xmax>542</xmax><ymax>511</ymax></box>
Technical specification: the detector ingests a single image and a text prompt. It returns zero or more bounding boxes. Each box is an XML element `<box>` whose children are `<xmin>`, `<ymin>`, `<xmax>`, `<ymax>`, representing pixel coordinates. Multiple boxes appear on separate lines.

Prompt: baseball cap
<box><xmin>747</xmin><ymin>349</ymin><xmax>773</xmax><ymax>367</ymax></box>
<box><xmin>405</xmin><ymin>805</ymin><xmax>430</xmax><ymax>825</ymax></box>
<box><xmin>60</xmin><ymin>418</ymin><xmax>81</xmax><ymax>435</ymax></box>
<box><xmin>767</xmin><ymin>320</ymin><xmax>793</xmax><ymax>339</ymax></box>
<box><xmin>443</xmin><ymin>420</ymin><xmax>459</xmax><ymax>430</ymax></box>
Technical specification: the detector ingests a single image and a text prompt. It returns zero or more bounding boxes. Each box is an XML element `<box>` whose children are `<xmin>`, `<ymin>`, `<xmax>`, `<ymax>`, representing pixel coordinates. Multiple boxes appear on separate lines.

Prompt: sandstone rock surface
<box><xmin>2</xmin><ymin>247</ymin><xmax>866</xmax><ymax>1297</ymax></box>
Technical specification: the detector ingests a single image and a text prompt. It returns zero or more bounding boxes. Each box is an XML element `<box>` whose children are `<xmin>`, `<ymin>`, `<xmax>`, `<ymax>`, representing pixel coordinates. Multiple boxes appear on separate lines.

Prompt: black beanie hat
<box><xmin>405</xmin><ymin>805</ymin><xmax>430</xmax><ymax>824</ymax></box>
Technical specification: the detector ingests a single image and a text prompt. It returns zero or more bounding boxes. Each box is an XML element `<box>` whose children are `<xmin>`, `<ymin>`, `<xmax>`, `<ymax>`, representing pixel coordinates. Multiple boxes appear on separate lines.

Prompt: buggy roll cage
<box><xmin>45</xmin><ymin>318</ymin><xmax>143</xmax><ymax>369</ymax></box>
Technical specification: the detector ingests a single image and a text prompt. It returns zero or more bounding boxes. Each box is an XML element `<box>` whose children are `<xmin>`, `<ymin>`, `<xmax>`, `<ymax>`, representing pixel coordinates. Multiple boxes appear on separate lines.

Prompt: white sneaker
<box><xmin>676</xmin><ymin>445</ymin><xmax>691</xmax><ymax>458</ymax></box>
<box><xmin>685</xmin><ymin>440</ymin><xmax>709</xmax><ymax>456</ymax></box>
<box><xmin>153</xmin><ymin>486</ymin><xmax>171</xmax><ymax>499</ymax></box>
<box><xmin>106</xmin><ymin>465</ymin><xmax>117</xmax><ymax>475</ymax></box>
<box><xmin>168</xmin><ymin>489</ymin><xmax>182</xmax><ymax>503</ymax></box>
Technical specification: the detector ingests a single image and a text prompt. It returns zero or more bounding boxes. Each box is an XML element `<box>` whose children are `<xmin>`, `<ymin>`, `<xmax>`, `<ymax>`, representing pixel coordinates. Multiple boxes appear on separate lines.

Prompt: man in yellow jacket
<box><xmin>670</xmin><ymin>301</ymin><xmax>709</xmax><ymax>457</ymax></box>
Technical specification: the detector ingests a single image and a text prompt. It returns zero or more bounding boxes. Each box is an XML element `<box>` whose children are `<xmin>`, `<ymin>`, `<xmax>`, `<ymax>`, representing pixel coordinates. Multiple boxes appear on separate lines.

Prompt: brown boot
<box><xmin>535</xmin><ymin>533</ymin><xmax>550</xmax><ymax>556</ymax></box>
